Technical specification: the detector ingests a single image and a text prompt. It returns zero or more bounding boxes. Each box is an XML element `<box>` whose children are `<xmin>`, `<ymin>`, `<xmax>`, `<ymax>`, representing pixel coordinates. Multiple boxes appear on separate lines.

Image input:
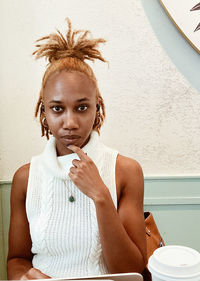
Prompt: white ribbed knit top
<box><xmin>26</xmin><ymin>132</ymin><xmax>118</xmax><ymax>278</ymax></box>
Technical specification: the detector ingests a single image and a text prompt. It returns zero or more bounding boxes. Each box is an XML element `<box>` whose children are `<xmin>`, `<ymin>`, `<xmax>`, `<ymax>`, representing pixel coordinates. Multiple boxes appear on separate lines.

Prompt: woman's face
<box><xmin>43</xmin><ymin>70</ymin><xmax>97</xmax><ymax>156</ymax></box>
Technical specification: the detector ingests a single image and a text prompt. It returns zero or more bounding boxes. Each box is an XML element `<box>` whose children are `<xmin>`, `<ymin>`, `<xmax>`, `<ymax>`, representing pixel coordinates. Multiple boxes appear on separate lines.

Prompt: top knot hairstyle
<box><xmin>33</xmin><ymin>18</ymin><xmax>107</xmax><ymax>139</ymax></box>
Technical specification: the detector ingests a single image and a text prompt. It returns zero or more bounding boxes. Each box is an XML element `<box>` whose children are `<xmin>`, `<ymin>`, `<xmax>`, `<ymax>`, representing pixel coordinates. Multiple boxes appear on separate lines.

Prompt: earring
<box><xmin>42</xmin><ymin>117</ymin><xmax>48</xmax><ymax>128</ymax></box>
<box><xmin>94</xmin><ymin>112</ymin><xmax>101</xmax><ymax>126</ymax></box>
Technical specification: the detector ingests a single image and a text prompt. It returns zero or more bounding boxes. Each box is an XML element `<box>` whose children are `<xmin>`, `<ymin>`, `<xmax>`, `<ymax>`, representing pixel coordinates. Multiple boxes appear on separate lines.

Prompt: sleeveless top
<box><xmin>26</xmin><ymin>132</ymin><xmax>118</xmax><ymax>278</ymax></box>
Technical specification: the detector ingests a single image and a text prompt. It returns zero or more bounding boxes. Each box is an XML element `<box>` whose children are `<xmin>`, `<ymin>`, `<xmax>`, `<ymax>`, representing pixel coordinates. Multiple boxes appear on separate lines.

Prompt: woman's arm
<box><xmin>68</xmin><ymin>146</ymin><xmax>147</xmax><ymax>273</ymax></box>
<box><xmin>7</xmin><ymin>164</ymin><xmax>50</xmax><ymax>280</ymax></box>
<box><xmin>94</xmin><ymin>155</ymin><xmax>147</xmax><ymax>273</ymax></box>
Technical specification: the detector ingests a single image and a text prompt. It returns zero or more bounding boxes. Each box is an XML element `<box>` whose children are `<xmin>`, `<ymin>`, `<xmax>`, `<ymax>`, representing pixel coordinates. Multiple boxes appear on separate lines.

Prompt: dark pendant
<box><xmin>69</xmin><ymin>195</ymin><xmax>75</xmax><ymax>202</ymax></box>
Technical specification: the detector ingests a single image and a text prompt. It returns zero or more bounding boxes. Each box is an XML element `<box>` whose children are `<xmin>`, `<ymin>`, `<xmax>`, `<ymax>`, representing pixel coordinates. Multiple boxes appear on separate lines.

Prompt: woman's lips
<box><xmin>61</xmin><ymin>135</ymin><xmax>81</xmax><ymax>145</ymax></box>
<box><xmin>61</xmin><ymin>135</ymin><xmax>81</xmax><ymax>139</ymax></box>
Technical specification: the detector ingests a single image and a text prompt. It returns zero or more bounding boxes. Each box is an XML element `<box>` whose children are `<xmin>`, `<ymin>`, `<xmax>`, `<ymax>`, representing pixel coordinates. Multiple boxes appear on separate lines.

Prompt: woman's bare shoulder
<box><xmin>12</xmin><ymin>163</ymin><xmax>30</xmax><ymax>196</ymax></box>
<box><xmin>116</xmin><ymin>154</ymin><xmax>143</xmax><ymax>179</ymax></box>
<box><xmin>13</xmin><ymin>163</ymin><xmax>30</xmax><ymax>181</ymax></box>
<box><xmin>116</xmin><ymin>154</ymin><xmax>144</xmax><ymax>196</ymax></box>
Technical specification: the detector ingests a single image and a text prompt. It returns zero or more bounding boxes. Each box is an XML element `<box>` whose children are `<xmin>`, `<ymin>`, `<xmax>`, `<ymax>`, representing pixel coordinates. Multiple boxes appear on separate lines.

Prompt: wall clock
<box><xmin>160</xmin><ymin>0</ymin><xmax>200</xmax><ymax>53</ymax></box>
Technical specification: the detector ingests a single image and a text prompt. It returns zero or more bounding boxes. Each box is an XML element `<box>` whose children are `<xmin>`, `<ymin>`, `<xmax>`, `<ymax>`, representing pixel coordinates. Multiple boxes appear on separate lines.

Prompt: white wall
<box><xmin>1</xmin><ymin>0</ymin><xmax>200</xmax><ymax>180</ymax></box>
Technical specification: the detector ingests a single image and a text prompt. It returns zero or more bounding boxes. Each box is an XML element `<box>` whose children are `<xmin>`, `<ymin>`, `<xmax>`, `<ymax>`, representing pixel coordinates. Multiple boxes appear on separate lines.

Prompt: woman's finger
<box><xmin>68</xmin><ymin>145</ymin><xmax>88</xmax><ymax>161</ymax></box>
<box><xmin>69</xmin><ymin>166</ymin><xmax>77</xmax><ymax>174</ymax></box>
<box><xmin>72</xmin><ymin>159</ymin><xmax>81</xmax><ymax>167</ymax></box>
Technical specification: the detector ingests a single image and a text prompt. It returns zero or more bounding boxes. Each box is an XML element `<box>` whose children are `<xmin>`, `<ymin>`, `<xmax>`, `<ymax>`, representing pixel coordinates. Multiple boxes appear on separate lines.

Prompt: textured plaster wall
<box><xmin>1</xmin><ymin>0</ymin><xmax>200</xmax><ymax>180</ymax></box>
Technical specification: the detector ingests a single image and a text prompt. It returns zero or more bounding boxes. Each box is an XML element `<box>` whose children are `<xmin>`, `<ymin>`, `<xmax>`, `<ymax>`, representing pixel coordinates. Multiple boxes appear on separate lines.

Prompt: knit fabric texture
<box><xmin>26</xmin><ymin>132</ymin><xmax>118</xmax><ymax>278</ymax></box>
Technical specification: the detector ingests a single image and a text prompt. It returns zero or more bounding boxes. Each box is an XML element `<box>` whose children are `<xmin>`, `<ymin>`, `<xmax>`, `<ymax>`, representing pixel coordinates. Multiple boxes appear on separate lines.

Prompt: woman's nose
<box><xmin>62</xmin><ymin>111</ymin><xmax>79</xmax><ymax>130</ymax></box>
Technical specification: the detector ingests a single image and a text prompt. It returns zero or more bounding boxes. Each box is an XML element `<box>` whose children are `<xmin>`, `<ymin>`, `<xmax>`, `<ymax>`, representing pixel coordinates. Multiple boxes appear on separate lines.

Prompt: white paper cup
<box><xmin>148</xmin><ymin>245</ymin><xmax>200</xmax><ymax>281</ymax></box>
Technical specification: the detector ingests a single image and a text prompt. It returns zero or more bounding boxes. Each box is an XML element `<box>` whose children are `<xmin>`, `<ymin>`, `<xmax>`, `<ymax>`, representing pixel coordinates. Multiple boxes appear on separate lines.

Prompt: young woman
<box><xmin>7</xmin><ymin>19</ymin><xmax>147</xmax><ymax>280</ymax></box>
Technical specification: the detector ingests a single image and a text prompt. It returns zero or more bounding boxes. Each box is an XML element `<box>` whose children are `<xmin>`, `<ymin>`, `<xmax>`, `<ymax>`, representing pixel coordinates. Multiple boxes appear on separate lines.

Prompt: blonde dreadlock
<box><xmin>33</xmin><ymin>18</ymin><xmax>106</xmax><ymax>139</ymax></box>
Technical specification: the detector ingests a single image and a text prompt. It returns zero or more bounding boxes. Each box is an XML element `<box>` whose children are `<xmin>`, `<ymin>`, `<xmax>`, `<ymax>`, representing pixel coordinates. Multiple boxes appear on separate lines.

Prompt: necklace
<box><xmin>64</xmin><ymin>180</ymin><xmax>75</xmax><ymax>203</ymax></box>
<box><xmin>69</xmin><ymin>195</ymin><xmax>75</xmax><ymax>203</ymax></box>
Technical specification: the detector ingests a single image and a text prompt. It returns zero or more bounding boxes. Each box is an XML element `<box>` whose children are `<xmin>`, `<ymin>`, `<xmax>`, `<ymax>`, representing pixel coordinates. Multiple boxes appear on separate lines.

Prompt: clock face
<box><xmin>160</xmin><ymin>0</ymin><xmax>200</xmax><ymax>53</ymax></box>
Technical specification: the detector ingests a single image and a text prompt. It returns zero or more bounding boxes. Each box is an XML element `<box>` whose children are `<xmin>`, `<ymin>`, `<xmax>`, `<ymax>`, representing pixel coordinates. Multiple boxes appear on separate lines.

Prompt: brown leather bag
<box><xmin>144</xmin><ymin>211</ymin><xmax>165</xmax><ymax>260</ymax></box>
<box><xmin>142</xmin><ymin>212</ymin><xmax>165</xmax><ymax>281</ymax></box>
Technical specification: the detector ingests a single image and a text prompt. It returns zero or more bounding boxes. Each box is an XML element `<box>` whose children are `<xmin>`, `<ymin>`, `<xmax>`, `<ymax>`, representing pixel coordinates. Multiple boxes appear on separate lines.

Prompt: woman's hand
<box><xmin>68</xmin><ymin>145</ymin><xmax>107</xmax><ymax>201</ymax></box>
<box><xmin>21</xmin><ymin>268</ymin><xmax>51</xmax><ymax>280</ymax></box>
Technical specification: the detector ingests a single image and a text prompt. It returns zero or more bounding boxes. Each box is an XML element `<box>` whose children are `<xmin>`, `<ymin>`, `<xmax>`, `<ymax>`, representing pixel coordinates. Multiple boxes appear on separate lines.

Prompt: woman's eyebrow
<box><xmin>76</xmin><ymin>98</ymin><xmax>89</xmax><ymax>102</ymax></box>
<box><xmin>48</xmin><ymin>100</ymin><xmax>62</xmax><ymax>104</ymax></box>
<box><xmin>48</xmin><ymin>98</ymin><xmax>90</xmax><ymax>104</ymax></box>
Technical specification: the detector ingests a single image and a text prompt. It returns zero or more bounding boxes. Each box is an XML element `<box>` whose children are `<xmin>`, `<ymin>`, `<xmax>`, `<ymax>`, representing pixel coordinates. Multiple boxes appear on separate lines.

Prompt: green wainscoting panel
<box><xmin>144</xmin><ymin>176</ymin><xmax>200</xmax><ymax>252</ymax></box>
<box><xmin>0</xmin><ymin>186</ymin><xmax>6</xmax><ymax>280</ymax></box>
<box><xmin>0</xmin><ymin>182</ymin><xmax>10</xmax><ymax>280</ymax></box>
<box><xmin>0</xmin><ymin>177</ymin><xmax>200</xmax><ymax>280</ymax></box>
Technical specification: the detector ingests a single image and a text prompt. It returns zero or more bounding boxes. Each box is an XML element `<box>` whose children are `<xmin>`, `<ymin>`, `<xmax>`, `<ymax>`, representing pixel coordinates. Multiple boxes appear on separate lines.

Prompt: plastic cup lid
<box><xmin>148</xmin><ymin>245</ymin><xmax>200</xmax><ymax>279</ymax></box>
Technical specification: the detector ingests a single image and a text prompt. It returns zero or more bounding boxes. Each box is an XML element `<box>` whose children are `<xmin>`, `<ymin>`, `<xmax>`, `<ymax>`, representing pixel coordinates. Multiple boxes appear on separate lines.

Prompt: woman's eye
<box><xmin>52</xmin><ymin>106</ymin><xmax>63</xmax><ymax>112</ymax></box>
<box><xmin>77</xmin><ymin>105</ymin><xmax>88</xmax><ymax>112</ymax></box>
